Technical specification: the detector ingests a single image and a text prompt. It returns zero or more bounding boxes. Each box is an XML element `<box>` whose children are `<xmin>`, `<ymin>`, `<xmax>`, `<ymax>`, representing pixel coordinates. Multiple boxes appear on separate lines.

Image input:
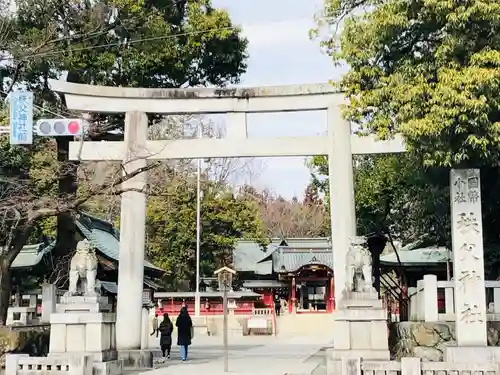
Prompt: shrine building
<box><xmin>233</xmin><ymin>236</ymin><xmax>450</xmax><ymax>314</ymax></box>
<box><xmin>10</xmin><ymin>212</ymin><xmax>165</xmax><ymax>306</ymax></box>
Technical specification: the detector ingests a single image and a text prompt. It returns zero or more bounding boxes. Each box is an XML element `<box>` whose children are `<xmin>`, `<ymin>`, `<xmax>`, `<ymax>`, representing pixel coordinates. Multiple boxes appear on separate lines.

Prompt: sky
<box><xmin>212</xmin><ymin>0</ymin><xmax>347</xmax><ymax>199</ymax></box>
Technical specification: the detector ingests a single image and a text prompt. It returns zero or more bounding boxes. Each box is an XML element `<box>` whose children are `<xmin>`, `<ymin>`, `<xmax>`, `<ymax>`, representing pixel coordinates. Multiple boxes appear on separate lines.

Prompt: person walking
<box><xmin>176</xmin><ymin>306</ymin><xmax>193</xmax><ymax>361</ymax></box>
<box><xmin>151</xmin><ymin>314</ymin><xmax>159</xmax><ymax>337</ymax></box>
<box><xmin>158</xmin><ymin>313</ymin><xmax>173</xmax><ymax>359</ymax></box>
<box><xmin>274</xmin><ymin>295</ymin><xmax>281</xmax><ymax>316</ymax></box>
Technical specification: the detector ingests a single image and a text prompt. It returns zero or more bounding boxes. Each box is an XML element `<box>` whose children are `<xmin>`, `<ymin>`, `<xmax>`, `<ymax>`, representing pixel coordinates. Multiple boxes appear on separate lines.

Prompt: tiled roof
<box><xmin>100</xmin><ymin>280</ymin><xmax>118</xmax><ymax>294</ymax></box>
<box><xmin>272</xmin><ymin>248</ymin><xmax>333</xmax><ymax>273</ymax></box>
<box><xmin>99</xmin><ymin>277</ymin><xmax>162</xmax><ymax>295</ymax></box>
<box><xmin>233</xmin><ymin>238</ymin><xmax>332</xmax><ymax>274</ymax></box>
<box><xmin>380</xmin><ymin>246</ymin><xmax>450</xmax><ymax>265</ymax></box>
<box><xmin>281</xmin><ymin>238</ymin><xmax>331</xmax><ymax>248</ymax></box>
<box><xmin>242</xmin><ymin>280</ymin><xmax>288</xmax><ymax>288</ymax></box>
<box><xmin>11</xmin><ymin>243</ymin><xmax>55</xmax><ymax>269</ymax></box>
<box><xmin>232</xmin><ymin>238</ymin><xmax>449</xmax><ymax>273</ymax></box>
<box><xmin>75</xmin><ymin>214</ymin><xmax>162</xmax><ymax>272</ymax></box>
<box><xmin>233</xmin><ymin>240</ymin><xmax>275</xmax><ymax>275</ymax></box>
<box><xmin>11</xmin><ymin>212</ymin><xmax>163</xmax><ymax>273</ymax></box>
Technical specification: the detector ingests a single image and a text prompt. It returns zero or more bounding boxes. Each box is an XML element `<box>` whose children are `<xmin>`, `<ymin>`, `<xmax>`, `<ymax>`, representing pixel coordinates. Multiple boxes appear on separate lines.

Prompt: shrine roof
<box><xmin>380</xmin><ymin>246</ymin><xmax>450</xmax><ymax>266</ymax></box>
<box><xmin>233</xmin><ymin>240</ymin><xmax>276</xmax><ymax>275</ymax></box>
<box><xmin>99</xmin><ymin>276</ymin><xmax>163</xmax><ymax>295</ymax></box>
<box><xmin>242</xmin><ymin>280</ymin><xmax>288</xmax><ymax>289</ymax></box>
<box><xmin>233</xmin><ymin>238</ymin><xmax>449</xmax><ymax>272</ymax></box>
<box><xmin>10</xmin><ymin>212</ymin><xmax>164</xmax><ymax>274</ymax></box>
<box><xmin>75</xmin><ymin>212</ymin><xmax>163</xmax><ymax>273</ymax></box>
<box><xmin>10</xmin><ymin>243</ymin><xmax>55</xmax><ymax>269</ymax></box>
<box><xmin>272</xmin><ymin>248</ymin><xmax>334</xmax><ymax>273</ymax></box>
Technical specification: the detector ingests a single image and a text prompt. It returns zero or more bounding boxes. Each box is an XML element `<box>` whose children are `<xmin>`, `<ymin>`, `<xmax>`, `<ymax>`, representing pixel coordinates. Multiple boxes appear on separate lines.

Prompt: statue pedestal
<box><xmin>57</xmin><ymin>295</ymin><xmax>111</xmax><ymax>313</ymax></box>
<box><xmin>327</xmin><ymin>291</ymin><xmax>390</xmax><ymax>373</ymax></box>
<box><xmin>49</xmin><ymin>296</ymin><xmax>123</xmax><ymax>375</ymax></box>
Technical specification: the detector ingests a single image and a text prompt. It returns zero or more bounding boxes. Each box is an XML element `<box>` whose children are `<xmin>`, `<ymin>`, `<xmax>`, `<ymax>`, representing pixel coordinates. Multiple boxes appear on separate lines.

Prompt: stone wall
<box><xmin>389</xmin><ymin>321</ymin><xmax>500</xmax><ymax>361</ymax></box>
<box><xmin>206</xmin><ymin>316</ymin><xmax>247</xmax><ymax>336</ymax></box>
<box><xmin>0</xmin><ymin>326</ymin><xmax>49</xmax><ymax>367</ymax></box>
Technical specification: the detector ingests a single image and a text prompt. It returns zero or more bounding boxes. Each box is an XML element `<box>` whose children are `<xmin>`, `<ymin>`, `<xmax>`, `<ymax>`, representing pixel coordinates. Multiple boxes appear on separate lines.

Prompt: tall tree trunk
<box><xmin>54</xmin><ymin>138</ymin><xmax>78</xmax><ymax>262</ymax></box>
<box><xmin>0</xmin><ymin>257</ymin><xmax>12</xmax><ymax>325</ymax></box>
<box><xmin>53</xmin><ymin>70</ymin><xmax>81</xmax><ymax>265</ymax></box>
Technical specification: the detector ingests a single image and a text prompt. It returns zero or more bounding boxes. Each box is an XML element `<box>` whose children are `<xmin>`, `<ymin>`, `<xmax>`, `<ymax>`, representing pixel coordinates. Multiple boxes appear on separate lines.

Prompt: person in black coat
<box><xmin>274</xmin><ymin>296</ymin><xmax>281</xmax><ymax>316</ymax></box>
<box><xmin>176</xmin><ymin>306</ymin><xmax>193</xmax><ymax>361</ymax></box>
<box><xmin>158</xmin><ymin>313</ymin><xmax>174</xmax><ymax>359</ymax></box>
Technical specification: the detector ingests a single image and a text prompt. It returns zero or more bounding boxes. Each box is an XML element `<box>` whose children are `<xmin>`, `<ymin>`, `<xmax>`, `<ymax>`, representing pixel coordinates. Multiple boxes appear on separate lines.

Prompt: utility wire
<box><xmin>3</xmin><ymin>17</ymin><xmax>313</xmax><ymax>62</ymax></box>
<box><xmin>0</xmin><ymin>22</ymin><xmax>249</xmax><ymax>119</ymax></box>
<box><xmin>2</xmin><ymin>25</ymin><xmax>241</xmax><ymax>63</ymax></box>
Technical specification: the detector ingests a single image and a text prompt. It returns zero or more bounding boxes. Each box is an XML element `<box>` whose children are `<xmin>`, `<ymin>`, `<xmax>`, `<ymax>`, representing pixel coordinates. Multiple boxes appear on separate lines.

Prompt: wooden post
<box><xmin>290</xmin><ymin>277</ymin><xmax>296</xmax><ymax>314</ymax></box>
<box><xmin>328</xmin><ymin>276</ymin><xmax>335</xmax><ymax>312</ymax></box>
<box><xmin>223</xmin><ymin>286</ymin><xmax>228</xmax><ymax>372</ymax></box>
<box><xmin>214</xmin><ymin>266</ymin><xmax>235</xmax><ymax>373</ymax></box>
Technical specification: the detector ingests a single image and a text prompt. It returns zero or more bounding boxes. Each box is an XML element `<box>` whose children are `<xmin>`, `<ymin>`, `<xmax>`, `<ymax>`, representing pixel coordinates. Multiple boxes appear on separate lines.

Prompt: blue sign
<box><xmin>9</xmin><ymin>91</ymin><xmax>33</xmax><ymax>145</ymax></box>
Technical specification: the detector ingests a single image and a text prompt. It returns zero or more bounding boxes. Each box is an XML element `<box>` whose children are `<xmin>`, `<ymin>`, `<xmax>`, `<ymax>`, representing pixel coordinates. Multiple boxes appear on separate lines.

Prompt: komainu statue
<box><xmin>66</xmin><ymin>239</ymin><xmax>99</xmax><ymax>296</ymax></box>
<box><xmin>345</xmin><ymin>236</ymin><xmax>376</xmax><ymax>293</ymax></box>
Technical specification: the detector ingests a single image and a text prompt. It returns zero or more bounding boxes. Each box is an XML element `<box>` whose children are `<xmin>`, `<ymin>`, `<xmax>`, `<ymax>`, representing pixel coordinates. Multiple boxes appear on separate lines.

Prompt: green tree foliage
<box><xmin>314</xmin><ymin>0</ymin><xmax>500</xmax><ymax>167</ymax></box>
<box><xmin>312</xmin><ymin>0</ymin><xmax>500</xmax><ymax>277</ymax></box>
<box><xmin>146</xmin><ymin>176</ymin><xmax>267</xmax><ymax>290</ymax></box>
<box><xmin>309</xmin><ymin>154</ymin><xmax>449</xmax><ymax>243</ymax></box>
<box><xmin>353</xmin><ymin>155</ymin><xmax>450</xmax><ymax>244</ymax></box>
<box><xmin>310</xmin><ymin>153</ymin><xmax>500</xmax><ymax>276</ymax></box>
<box><xmin>2</xmin><ymin>0</ymin><xmax>247</xmax><ymax>94</ymax></box>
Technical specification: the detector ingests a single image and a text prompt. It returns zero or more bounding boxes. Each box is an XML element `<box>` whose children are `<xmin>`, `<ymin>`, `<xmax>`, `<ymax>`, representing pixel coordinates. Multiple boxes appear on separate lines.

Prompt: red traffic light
<box><xmin>68</xmin><ymin>121</ymin><xmax>80</xmax><ymax>134</ymax></box>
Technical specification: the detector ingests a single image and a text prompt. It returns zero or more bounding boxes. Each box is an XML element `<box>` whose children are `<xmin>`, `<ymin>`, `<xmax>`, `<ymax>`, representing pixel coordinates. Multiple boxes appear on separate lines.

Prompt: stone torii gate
<box><xmin>50</xmin><ymin>80</ymin><xmax>405</xmax><ymax>350</ymax></box>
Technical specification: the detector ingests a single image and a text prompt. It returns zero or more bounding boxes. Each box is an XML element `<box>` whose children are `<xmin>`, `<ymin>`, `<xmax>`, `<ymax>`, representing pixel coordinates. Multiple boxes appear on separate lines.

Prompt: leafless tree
<box><xmin>147</xmin><ymin>114</ymin><xmax>264</xmax><ymax>191</ymax></box>
<box><xmin>0</xmin><ymin>124</ymin><xmax>160</xmax><ymax>323</ymax></box>
<box><xmin>240</xmin><ymin>186</ymin><xmax>329</xmax><ymax>238</ymax></box>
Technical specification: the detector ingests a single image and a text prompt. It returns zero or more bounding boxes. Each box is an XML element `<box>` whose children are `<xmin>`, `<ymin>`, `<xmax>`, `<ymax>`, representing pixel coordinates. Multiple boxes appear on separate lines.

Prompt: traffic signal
<box><xmin>35</xmin><ymin>118</ymin><xmax>86</xmax><ymax>136</ymax></box>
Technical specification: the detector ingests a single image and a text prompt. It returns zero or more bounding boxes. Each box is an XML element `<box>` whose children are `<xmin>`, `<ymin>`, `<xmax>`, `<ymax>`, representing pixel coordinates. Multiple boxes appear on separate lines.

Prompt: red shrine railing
<box><xmin>155</xmin><ymin>300</ymin><xmax>256</xmax><ymax>316</ymax></box>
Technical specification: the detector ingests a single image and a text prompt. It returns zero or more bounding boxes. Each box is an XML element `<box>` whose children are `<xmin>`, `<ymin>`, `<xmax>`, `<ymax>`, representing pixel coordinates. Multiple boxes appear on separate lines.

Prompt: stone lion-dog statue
<box><xmin>67</xmin><ymin>239</ymin><xmax>99</xmax><ymax>296</ymax></box>
<box><xmin>345</xmin><ymin>236</ymin><xmax>375</xmax><ymax>293</ymax></box>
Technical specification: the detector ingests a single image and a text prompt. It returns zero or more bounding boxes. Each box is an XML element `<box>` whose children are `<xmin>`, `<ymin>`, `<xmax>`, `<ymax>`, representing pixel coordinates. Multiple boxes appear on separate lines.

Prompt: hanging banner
<box><xmin>9</xmin><ymin>91</ymin><xmax>33</xmax><ymax>145</ymax></box>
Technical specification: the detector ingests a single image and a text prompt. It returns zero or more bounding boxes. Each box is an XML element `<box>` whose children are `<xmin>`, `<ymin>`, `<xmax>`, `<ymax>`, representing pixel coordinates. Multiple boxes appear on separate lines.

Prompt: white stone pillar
<box><xmin>29</xmin><ymin>294</ymin><xmax>37</xmax><ymax>308</ymax></box>
<box><xmin>327</xmin><ymin>106</ymin><xmax>356</xmax><ymax>304</ymax></box>
<box><xmin>445</xmin><ymin>286</ymin><xmax>454</xmax><ymax>315</ymax></box>
<box><xmin>450</xmin><ymin>169</ymin><xmax>487</xmax><ymax>346</ymax></box>
<box><xmin>41</xmin><ymin>283</ymin><xmax>56</xmax><ymax>323</ymax></box>
<box><xmin>423</xmin><ymin>274</ymin><xmax>438</xmax><ymax>322</ymax></box>
<box><xmin>494</xmin><ymin>288</ymin><xmax>500</xmax><ymax>314</ymax></box>
<box><xmin>407</xmin><ymin>287</ymin><xmax>418</xmax><ymax>320</ymax></box>
<box><xmin>116</xmin><ymin>111</ymin><xmax>148</xmax><ymax>350</ymax></box>
<box><xmin>416</xmin><ymin>279</ymin><xmax>424</xmax><ymax>320</ymax></box>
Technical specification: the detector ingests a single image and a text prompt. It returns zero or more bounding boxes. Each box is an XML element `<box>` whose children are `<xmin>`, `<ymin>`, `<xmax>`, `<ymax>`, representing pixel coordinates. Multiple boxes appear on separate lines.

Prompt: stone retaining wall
<box><xmin>0</xmin><ymin>326</ymin><xmax>49</xmax><ymax>367</ymax></box>
<box><xmin>389</xmin><ymin>321</ymin><xmax>500</xmax><ymax>361</ymax></box>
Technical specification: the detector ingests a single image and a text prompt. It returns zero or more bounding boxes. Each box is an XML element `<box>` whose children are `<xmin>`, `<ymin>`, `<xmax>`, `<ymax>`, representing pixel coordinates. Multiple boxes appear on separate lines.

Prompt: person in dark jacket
<box><xmin>274</xmin><ymin>296</ymin><xmax>281</xmax><ymax>316</ymax></box>
<box><xmin>176</xmin><ymin>306</ymin><xmax>193</xmax><ymax>361</ymax></box>
<box><xmin>158</xmin><ymin>313</ymin><xmax>174</xmax><ymax>359</ymax></box>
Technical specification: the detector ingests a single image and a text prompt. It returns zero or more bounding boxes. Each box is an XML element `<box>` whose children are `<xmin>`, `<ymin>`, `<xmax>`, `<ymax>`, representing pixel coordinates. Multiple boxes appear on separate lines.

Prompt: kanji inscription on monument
<box><xmin>450</xmin><ymin>169</ymin><xmax>487</xmax><ymax>346</ymax></box>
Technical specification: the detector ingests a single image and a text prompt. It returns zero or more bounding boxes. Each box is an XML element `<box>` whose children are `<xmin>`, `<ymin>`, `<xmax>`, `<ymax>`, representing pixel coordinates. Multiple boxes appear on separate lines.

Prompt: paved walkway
<box><xmin>140</xmin><ymin>333</ymin><xmax>333</xmax><ymax>375</ymax></box>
